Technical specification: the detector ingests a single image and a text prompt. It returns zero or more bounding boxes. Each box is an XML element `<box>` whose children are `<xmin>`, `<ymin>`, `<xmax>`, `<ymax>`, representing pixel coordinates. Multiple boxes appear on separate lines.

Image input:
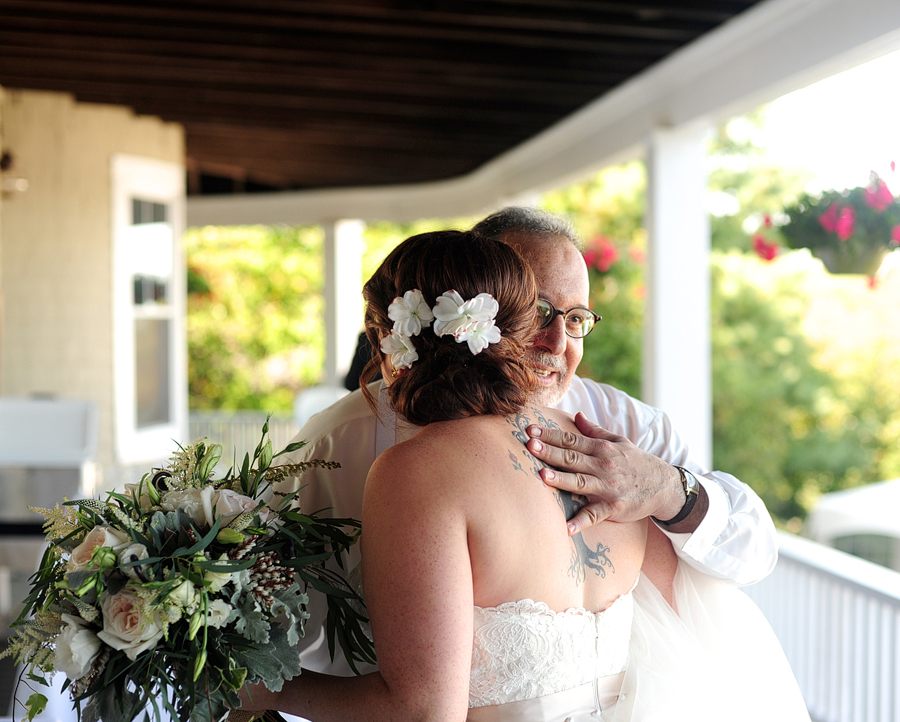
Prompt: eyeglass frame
<box><xmin>536</xmin><ymin>298</ymin><xmax>601</xmax><ymax>339</ymax></box>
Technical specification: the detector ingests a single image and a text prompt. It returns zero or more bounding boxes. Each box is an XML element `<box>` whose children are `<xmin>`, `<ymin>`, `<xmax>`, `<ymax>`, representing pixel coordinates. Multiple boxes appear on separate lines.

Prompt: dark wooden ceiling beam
<box><xmin>0</xmin><ymin>29</ymin><xmax>648</xmax><ymax>84</ymax></box>
<box><xmin>184</xmin><ymin>121</ymin><xmax>513</xmax><ymax>154</ymax></box>
<box><xmin>0</xmin><ymin>48</ymin><xmax>625</xmax><ymax>103</ymax></box>
<box><xmin>0</xmin><ymin>9</ymin><xmax>688</xmax><ymax>56</ymax></box>
<box><xmin>0</xmin><ymin>75</ymin><xmax>572</xmax><ymax>133</ymax></box>
<box><xmin>0</xmin><ymin>0</ymin><xmax>719</xmax><ymax>43</ymax></box>
<box><xmin>0</xmin><ymin>0</ymin><xmax>762</xmax><ymax>193</ymax></box>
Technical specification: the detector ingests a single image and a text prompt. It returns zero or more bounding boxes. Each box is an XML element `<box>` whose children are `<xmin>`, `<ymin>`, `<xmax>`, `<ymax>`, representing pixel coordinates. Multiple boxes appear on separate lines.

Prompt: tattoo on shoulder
<box><xmin>531</xmin><ymin>407</ymin><xmax>561</xmax><ymax>431</ymax></box>
<box><xmin>504</xmin><ymin>410</ymin><xmax>614</xmax><ymax>581</ymax></box>
<box><xmin>556</xmin><ymin>490</ymin><xmax>615</xmax><ymax>582</ymax></box>
<box><xmin>505</xmin><ymin>411</ymin><xmax>545</xmax><ymax>481</ymax></box>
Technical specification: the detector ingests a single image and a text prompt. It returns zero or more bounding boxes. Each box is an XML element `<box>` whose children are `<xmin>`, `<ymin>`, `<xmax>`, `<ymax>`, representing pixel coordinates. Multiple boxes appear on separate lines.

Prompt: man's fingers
<box><xmin>566</xmin><ymin>501</ymin><xmax>611</xmax><ymax>535</ymax></box>
<box><xmin>527</xmin><ymin>435</ymin><xmax>587</xmax><ymax>472</ymax></box>
<box><xmin>539</xmin><ymin>466</ymin><xmax>596</xmax><ymax>495</ymax></box>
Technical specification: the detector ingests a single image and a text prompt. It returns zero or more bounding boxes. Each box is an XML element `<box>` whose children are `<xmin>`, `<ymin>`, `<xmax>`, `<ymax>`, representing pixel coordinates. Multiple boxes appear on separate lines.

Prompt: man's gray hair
<box><xmin>472</xmin><ymin>206</ymin><xmax>583</xmax><ymax>251</ymax></box>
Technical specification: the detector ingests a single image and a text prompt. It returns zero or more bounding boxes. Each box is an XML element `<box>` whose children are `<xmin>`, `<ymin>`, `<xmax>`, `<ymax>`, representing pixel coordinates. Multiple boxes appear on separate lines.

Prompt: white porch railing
<box><xmin>188</xmin><ymin>411</ymin><xmax>299</xmax><ymax>466</ymax></box>
<box><xmin>744</xmin><ymin>531</ymin><xmax>900</xmax><ymax>722</ymax></box>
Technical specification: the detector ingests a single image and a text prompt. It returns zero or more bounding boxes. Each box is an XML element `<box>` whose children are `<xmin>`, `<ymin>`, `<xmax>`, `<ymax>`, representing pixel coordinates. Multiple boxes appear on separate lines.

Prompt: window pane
<box><xmin>134</xmin><ymin>319</ymin><xmax>171</xmax><ymax>428</ymax></box>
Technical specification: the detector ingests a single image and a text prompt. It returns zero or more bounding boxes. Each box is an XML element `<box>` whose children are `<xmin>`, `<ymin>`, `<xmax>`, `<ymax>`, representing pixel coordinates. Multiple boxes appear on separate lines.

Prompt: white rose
<box><xmin>118</xmin><ymin>543</ymin><xmax>150</xmax><ymax>580</ymax></box>
<box><xmin>204</xmin><ymin>554</ymin><xmax>235</xmax><ymax>593</ymax></box>
<box><xmin>122</xmin><ymin>482</ymin><xmax>155</xmax><ymax>511</ymax></box>
<box><xmin>54</xmin><ymin>614</ymin><xmax>101</xmax><ymax>679</ymax></box>
<box><xmin>167</xmin><ymin>580</ymin><xmax>199</xmax><ymax>612</ymax></box>
<box><xmin>205</xmin><ymin>600</ymin><xmax>233</xmax><ymax>629</ymax></box>
<box><xmin>160</xmin><ymin>487</ymin><xmax>213</xmax><ymax>526</ymax></box>
<box><xmin>96</xmin><ymin>589</ymin><xmax>164</xmax><ymax>661</ymax></box>
<box><xmin>68</xmin><ymin>527</ymin><xmax>130</xmax><ymax>572</ymax></box>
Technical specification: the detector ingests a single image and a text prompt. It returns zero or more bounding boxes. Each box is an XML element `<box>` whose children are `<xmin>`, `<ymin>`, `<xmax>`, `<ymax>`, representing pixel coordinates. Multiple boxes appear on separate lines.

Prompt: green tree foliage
<box><xmin>186</xmin><ymin>225</ymin><xmax>325</xmax><ymax>411</ymax></box>
<box><xmin>710</xmin><ymin>254</ymin><xmax>878</xmax><ymax>521</ymax></box>
<box><xmin>542</xmin><ymin>163</ymin><xmax>646</xmax><ymax>398</ymax></box>
<box><xmin>184</xmin><ymin>115</ymin><xmax>898</xmax><ymax>526</ymax></box>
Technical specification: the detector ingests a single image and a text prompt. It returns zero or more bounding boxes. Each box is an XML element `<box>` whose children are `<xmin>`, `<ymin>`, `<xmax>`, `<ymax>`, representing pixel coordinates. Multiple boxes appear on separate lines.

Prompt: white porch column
<box><xmin>323</xmin><ymin>219</ymin><xmax>365</xmax><ymax>387</ymax></box>
<box><xmin>643</xmin><ymin>123</ymin><xmax>712</xmax><ymax>468</ymax></box>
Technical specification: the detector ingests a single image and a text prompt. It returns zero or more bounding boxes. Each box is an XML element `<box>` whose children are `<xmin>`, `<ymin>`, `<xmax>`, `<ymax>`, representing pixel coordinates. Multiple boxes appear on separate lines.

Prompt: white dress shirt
<box><xmin>283</xmin><ymin>377</ymin><xmax>778</xmax><ymax>675</ymax></box>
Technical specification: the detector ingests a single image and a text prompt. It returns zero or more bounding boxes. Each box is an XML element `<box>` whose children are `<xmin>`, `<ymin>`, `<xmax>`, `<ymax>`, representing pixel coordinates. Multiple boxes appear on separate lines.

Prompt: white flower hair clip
<box><xmin>380</xmin><ymin>288</ymin><xmax>502</xmax><ymax>372</ymax></box>
<box><xmin>432</xmin><ymin>291</ymin><xmax>501</xmax><ymax>355</ymax></box>
<box><xmin>388</xmin><ymin>289</ymin><xmax>434</xmax><ymax>337</ymax></box>
<box><xmin>380</xmin><ymin>330</ymin><xmax>419</xmax><ymax>371</ymax></box>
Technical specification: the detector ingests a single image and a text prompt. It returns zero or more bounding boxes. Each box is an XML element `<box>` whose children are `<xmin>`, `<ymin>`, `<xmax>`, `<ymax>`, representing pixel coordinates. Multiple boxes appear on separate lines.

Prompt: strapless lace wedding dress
<box><xmin>467</xmin><ymin>588</ymin><xmax>634</xmax><ymax>721</ymax></box>
<box><xmin>465</xmin><ymin>568</ymin><xmax>813</xmax><ymax>722</ymax></box>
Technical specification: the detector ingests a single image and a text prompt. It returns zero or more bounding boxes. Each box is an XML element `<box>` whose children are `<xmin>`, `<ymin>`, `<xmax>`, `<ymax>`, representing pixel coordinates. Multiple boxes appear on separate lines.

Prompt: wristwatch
<box><xmin>652</xmin><ymin>466</ymin><xmax>700</xmax><ymax>526</ymax></box>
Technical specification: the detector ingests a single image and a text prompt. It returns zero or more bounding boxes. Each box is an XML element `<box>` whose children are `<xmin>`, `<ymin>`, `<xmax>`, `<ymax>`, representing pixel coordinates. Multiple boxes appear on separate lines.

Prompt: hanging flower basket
<box><xmin>778</xmin><ymin>173</ymin><xmax>900</xmax><ymax>275</ymax></box>
<box><xmin>809</xmin><ymin>245</ymin><xmax>888</xmax><ymax>276</ymax></box>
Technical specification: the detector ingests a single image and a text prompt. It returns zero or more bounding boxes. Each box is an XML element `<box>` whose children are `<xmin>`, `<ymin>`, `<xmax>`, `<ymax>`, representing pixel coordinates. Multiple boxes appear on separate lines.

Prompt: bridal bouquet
<box><xmin>2</xmin><ymin>421</ymin><xmax>375</xmax><ymax>722</ymax></box>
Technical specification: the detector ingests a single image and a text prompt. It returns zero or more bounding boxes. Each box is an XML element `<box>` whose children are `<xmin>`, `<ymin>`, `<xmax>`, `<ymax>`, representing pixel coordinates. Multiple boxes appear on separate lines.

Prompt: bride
<box><xmin>242</xmin><ymin>230</ymin><xmax>809</xmax><ymax>721</ymax></box>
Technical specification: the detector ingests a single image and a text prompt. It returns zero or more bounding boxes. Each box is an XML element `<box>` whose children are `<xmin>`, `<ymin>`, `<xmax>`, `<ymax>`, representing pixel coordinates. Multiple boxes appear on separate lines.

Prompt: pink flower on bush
<box><xmin>583</xmin><ymin>236</ymin><xmax>619</xmax><ymax>273</ymax></box>
<box><xmin>835</xmin><ymin>206</ymin><xmax>856</xmax><ymax>240</ymax></box>
<box><xmin>864</xmin><ymin>175</ymin><xmax>894</xmax><ymax>212</ymax></box>
<box><xmin>891</xmin><ymin>224</ymin><xmax>900</xmax><ymax>247</ymax></box>
<box><xmin>752</xmin><ymin>234</ymin><xmax>779</xmax><ymax>261</ymax></box>
<box><xmin>820</xmin><ymin>203</ymin><xmax>855</xmax><ymax>240</ymax></box>
<box><xmin>819</xmin><ymin>203</ymin><xmax>839</xmax><ymax>233</ymax></box>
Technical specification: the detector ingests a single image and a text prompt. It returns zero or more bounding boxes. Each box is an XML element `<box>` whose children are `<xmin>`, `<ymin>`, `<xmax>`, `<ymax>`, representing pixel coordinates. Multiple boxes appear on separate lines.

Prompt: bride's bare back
<box><xmin>360</xmin><ymin>404</ymin><xmax>647</xmax><ymax>720</ymax></box>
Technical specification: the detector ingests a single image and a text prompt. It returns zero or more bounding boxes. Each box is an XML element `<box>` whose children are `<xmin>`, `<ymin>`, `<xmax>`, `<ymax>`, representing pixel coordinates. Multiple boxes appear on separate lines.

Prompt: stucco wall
<box><xmin>0</xmin><ymin>88</ymin><xmax>184</xmax><ymax>473</ymax></box>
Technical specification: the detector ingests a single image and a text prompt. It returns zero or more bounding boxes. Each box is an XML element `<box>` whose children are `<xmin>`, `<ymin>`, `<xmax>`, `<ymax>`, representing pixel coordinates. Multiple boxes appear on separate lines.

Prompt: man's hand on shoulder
<box><xmin>526</xmin><ymin>412</ymin><xmax>707</xmax><ymax>535</ymax></box>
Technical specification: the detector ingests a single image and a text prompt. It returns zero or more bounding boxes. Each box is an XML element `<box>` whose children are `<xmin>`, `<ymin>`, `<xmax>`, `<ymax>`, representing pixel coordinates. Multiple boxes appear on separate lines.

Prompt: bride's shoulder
<box><xmin>366</xmin><ymin>415</ymin><xmax>520</xmax><ymax>498</ymax></box>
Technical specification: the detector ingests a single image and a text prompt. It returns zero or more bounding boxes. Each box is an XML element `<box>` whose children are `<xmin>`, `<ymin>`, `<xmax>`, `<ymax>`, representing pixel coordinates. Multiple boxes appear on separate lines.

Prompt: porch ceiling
<box><xmin>0</xmin><ymin>0</ymin><xmax>762</xmax><ymax>196</ymax></box>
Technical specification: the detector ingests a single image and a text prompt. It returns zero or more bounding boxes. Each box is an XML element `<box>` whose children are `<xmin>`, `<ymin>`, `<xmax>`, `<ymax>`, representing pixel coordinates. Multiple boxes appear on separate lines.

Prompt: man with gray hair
<box><xmin>286</xmin><ymin>206</ymin><xmax>776</xmax><ymax>674</ymax></box>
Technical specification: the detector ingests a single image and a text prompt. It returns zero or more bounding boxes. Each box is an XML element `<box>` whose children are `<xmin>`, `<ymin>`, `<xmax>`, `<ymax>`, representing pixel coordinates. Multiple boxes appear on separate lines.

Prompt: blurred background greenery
<box><xmin>185</xmin><ymin>110</ymin><xmax>900</xmax><ymax>529</ymax></box>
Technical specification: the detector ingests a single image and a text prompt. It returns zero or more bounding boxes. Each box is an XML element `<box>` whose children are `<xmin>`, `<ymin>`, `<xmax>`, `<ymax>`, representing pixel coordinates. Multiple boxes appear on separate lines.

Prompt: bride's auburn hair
<box><xmin>360</xmin><ymin>230</ymin><xmax>538</xmax><ymax>426</ymax></box>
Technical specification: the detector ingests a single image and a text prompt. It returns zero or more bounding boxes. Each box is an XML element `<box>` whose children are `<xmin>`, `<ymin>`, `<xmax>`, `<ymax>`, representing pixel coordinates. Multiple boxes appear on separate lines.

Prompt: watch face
<box><xmin>683</xmin><ymin>469</ymin><xmax>700</xmax><ymax>495</ymax></box>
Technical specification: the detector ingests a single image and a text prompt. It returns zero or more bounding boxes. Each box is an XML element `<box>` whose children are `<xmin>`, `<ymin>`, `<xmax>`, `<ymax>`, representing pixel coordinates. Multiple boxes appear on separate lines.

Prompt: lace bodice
<box><xmin>469</xmin><ymin>591</ymin><xmax>634</xmax><ymax>708</ymax></box>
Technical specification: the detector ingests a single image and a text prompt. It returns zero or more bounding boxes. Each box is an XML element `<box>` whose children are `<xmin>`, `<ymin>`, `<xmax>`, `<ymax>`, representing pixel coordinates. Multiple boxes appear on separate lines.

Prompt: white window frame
<box><xmin>111</xmin><ymin>154</ymin><xmax>187</xmax><ymax>463</ymax></box>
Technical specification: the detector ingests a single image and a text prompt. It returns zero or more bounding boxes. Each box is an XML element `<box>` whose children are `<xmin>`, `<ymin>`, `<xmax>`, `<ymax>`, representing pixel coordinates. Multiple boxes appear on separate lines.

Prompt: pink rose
<box><xmin>212</xmin><ymin>488</ymin><xmax>266</xmax><ymax>525</ymax></box>
<box><xmin>68</xmin><ymin>526</ymin><xmax>130</xmax><ymax>572</ymax></box>
<box><xmin>97</xmin><ymin>588</ymin><xmax>164</xmax><ymax>661</ymax></box>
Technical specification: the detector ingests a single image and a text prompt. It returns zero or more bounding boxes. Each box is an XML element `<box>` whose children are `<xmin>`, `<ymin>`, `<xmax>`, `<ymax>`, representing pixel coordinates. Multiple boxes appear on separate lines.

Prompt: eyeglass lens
<box><xmin>536</xmin><ymin>299</ymin><xmax>598</xmax><ymax>338</ymax></box>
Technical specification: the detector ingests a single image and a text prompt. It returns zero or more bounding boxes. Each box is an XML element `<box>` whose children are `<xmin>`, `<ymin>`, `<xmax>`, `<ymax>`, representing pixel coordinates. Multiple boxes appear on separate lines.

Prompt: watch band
<box><xmin>652</xmin><ymin>466</ymin><xmax>700</xmax><ymax>526</ymax></box>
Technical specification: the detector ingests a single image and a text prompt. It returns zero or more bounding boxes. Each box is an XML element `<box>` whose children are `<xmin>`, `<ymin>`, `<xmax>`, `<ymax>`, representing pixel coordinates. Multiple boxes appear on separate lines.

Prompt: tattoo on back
<box><xmin>504</xmin><ymin>409</ymin><xmax>615</xmax><ymax>583</ymax></box>
<box><xmin>557</xmin><ymin>492</ymin><xmax>615</xmax><ymax>582</ymax></box>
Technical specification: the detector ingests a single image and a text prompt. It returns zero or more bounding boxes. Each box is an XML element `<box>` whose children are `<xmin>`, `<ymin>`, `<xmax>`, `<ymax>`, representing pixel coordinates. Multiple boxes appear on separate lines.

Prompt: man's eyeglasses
<box><xmin>536</xmin><ymin>299</ymin><xmax>601</xmax><ymax>339</ymax></box>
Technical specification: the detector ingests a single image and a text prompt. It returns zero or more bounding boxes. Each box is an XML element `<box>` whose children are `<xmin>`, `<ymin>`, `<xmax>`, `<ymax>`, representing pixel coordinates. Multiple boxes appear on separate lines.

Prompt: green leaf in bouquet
<box><xmin>273</xmin><ymin>439</ymin><xmax>308</xmax><ymax>458</ymax></box>
<box><xmin>174</xmin><ymin>516</ymin><xmax>223</xmax><ymax>557</ymax></box>
<box><xmin>233</xmin><ymin>626</ymin><xmax>302</xmax><ymax>693</ymax></box>
<box><xmin>325</xmin><ymin>599</ymin><xmax>376</xmax><ymax>674</ymax></box>
<box><xmin>24</xmin><ymin>692</ymin><xmax>48</xmax><ymax>721</ymax></box>
<box><xmin>269</xmin><ymin>585</ymin><xmax>310</xmax><ymax>646</ymax></box>
<box><xmin>82</xmin><ymin>683</ymin><xmax>140</xmax><ymax>722</ymax></box>
<box><xmin>231</xmin><ymin>585</ymin><xmax>271</xmax><ymax>644</ymax></box>
<box><xmin>239</xmin><ymin>453</ymin><xmax>252</xmax><ymax>494</ymax></box>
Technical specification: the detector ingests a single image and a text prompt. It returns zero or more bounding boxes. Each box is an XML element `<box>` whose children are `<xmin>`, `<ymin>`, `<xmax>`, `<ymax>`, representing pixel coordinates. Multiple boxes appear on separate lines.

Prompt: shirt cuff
<box><xmin>656</xmin><ymin>474</ymin><xmax>729</xmax><ymax>560</ymax></box>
